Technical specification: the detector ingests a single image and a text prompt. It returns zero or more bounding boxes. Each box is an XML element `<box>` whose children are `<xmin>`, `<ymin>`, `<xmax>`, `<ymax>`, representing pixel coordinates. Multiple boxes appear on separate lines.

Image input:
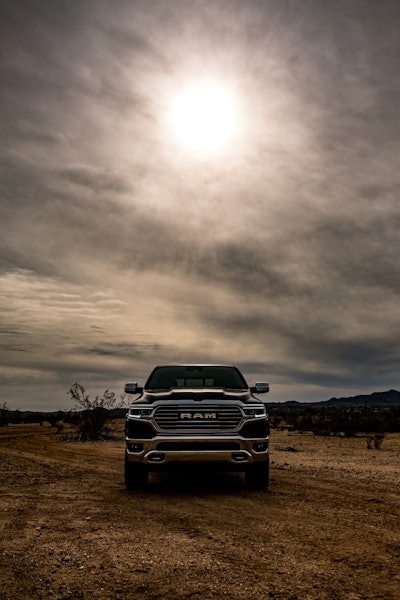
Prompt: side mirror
<box><xmin>124</xmin><ymin>382</ymin><xmax>143</xmax><ymax>394</ymax></box>
<box><xmin>251</xmin><ymin>382</ymin><xmax>269</xmax><ymax>394</ymax></box>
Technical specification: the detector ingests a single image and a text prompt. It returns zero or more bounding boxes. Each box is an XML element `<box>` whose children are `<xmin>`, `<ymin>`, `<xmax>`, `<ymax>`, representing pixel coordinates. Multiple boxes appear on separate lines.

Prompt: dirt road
<box><xmin>1</xmin><ymin>423</ymin><xmax>399</xmax><ymax>600</ymax></box>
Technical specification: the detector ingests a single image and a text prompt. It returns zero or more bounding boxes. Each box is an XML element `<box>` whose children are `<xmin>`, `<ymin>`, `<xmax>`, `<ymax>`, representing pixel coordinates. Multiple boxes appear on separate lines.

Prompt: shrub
<box><xmin>0</xmin><ymin>402</ymin><xmax>9</xmax><ymax>427</ymax></box>
<box><xmin>67</xmin><ymin>383</ymin><xmax>124</xmax><ymax>440</ymax></box>
<box><xmin>367</xmin><ymin>433</ymin><xmax>385</xmax><ymax>450</ymax></box>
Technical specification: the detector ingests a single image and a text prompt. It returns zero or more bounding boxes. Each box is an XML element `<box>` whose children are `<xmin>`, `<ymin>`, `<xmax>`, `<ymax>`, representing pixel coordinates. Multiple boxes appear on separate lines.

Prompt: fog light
<box><xmin>253</xmin><ymin>443</ymin><xmax>267</xmax><ymax>452</ymax></box>
<box><xmin>128</xmin><ymin>443</ymin><xmax>144</xmax><ymax>453</ymax></box>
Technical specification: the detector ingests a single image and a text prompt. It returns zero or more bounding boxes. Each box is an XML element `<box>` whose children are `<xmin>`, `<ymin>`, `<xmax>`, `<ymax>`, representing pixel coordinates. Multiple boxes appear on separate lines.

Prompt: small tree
<box><xmin>67</xmin><ymin>383</ymin><xmax>123</xmax><ymax>440</ymax></box>
<box><xmin>0</xmin><ymin>402</ymin><xmax>9</xmax><ymax>427</ymax></box>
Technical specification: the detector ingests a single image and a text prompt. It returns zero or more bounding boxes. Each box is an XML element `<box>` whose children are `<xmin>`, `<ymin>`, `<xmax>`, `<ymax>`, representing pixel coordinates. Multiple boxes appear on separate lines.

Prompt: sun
<box><xmin>170</xmin><ymin>81</ymin><xmax>239</xmax><ymax>158</ymax></box>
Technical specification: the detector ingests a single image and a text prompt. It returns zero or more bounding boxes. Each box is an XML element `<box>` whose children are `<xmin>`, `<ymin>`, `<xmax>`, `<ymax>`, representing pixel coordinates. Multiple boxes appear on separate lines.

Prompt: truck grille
<box><xmin>154</xmin><ymin>404</ymin><xmax>242</xmax><ymax>432</ymax></box>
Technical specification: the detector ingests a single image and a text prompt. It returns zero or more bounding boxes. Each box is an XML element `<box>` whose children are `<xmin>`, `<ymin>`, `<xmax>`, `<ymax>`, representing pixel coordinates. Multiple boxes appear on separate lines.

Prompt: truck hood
<box><xmin>136</xmin><ymin>388</ymin><xmax>257</xmax><ymax>404</ymax></box>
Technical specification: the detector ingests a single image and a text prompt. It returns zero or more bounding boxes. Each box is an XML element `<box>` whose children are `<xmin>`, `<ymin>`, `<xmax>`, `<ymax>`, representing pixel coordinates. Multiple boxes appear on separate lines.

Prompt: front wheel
<box><xmin>245</xmin><ymin>459</ymin><xmax>269</xmax><ymax>490</ymax></box>
<box><xmin>125</xmin><ymin>454</ymin><xmax>148</xmax><ymax>491</ymax></box>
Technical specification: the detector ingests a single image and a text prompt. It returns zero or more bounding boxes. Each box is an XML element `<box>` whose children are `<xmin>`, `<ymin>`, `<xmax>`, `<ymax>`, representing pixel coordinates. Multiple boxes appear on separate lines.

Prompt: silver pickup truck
<box><xmin>124</xmin><ymin>364</ymin><xmax>270</xmax><ymax>490</ymax></box>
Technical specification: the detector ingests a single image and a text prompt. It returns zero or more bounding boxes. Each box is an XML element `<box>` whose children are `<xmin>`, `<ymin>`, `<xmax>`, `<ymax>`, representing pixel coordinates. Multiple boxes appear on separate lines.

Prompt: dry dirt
<box><xmin>1</xmin><ymin>422</ymin><xmax>400</xmax><ymax>600</ymax></box>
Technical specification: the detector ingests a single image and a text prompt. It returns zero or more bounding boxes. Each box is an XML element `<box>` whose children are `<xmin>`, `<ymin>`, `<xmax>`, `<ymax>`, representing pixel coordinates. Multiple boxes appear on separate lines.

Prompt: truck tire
<box><xmin>245</xmin><ymin>459</ymin><xmax>269</xmax><ymax>490</ymax></box>
<box><xmin>125</xmin><ymin>454</ymin><xmax>148</xmax><ymax>491</ymax></box>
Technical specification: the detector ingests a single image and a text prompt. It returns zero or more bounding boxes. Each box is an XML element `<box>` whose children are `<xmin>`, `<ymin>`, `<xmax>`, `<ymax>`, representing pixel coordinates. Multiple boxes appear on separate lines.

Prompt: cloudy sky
<box><xmin>1</xmin><ymin>0</ymin><xmax>399</xmax><ymax>410</ymax></box>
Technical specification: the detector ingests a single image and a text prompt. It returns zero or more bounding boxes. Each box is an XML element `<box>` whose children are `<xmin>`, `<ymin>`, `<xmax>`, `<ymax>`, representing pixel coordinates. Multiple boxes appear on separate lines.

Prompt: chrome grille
<box><xmin>154</xmin><ymin>404</ymin><xmax>242</xmax><ymax>432</ymax></box>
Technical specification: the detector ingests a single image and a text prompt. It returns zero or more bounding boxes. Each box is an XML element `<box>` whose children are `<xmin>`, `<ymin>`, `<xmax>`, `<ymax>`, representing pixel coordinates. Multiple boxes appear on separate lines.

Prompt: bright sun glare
<box><xmin>170</xmin><ymin>81</ymin><xmax>239</xmax><ymax>158</ymax></box>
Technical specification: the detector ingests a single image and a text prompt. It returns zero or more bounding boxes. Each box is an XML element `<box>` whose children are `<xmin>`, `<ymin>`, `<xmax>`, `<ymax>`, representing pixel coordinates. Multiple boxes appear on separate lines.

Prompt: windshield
<box><xmin>145</xmin><ymin>366</ymin><xmax>248</xmax><ymax>391</ymax></box>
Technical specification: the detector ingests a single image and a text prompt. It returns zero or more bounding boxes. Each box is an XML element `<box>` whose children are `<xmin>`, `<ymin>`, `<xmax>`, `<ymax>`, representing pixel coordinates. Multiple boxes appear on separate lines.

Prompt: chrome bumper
<box><xmin>125</xmin><ymin>435</ymin><xmax>269</xmax><ymax>467</ymax></box>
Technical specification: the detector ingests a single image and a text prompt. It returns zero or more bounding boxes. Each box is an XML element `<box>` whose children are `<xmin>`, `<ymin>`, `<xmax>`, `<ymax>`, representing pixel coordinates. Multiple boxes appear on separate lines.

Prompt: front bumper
<box><xmin>125</xmin><ymin>434</ymin><xmax>269</xmax><ymax>469</ymax></box>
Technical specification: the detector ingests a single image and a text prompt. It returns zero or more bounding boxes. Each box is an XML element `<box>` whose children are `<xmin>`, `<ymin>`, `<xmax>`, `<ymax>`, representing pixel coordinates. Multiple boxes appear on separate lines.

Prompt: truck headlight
<box><xmin>243</xmin><ymin>407</ymin><xmax>266</xmax><ymax>417</ymax></box>
<box><xmin>128</xmin><ymin>407</ymin><xmax>152</xmax><ymax>418</ymax></box>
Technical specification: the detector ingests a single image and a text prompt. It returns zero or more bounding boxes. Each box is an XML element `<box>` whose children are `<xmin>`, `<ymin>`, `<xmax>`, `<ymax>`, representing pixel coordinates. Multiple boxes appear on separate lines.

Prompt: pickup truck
<box><xmin>124</xmin><ymin>364</ymin><xmax>270</xmax><ymax>490</ymax></box>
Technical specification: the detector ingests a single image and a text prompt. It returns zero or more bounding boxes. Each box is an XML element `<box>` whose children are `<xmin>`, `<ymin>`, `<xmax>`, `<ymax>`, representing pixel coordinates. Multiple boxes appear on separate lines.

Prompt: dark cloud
<box><xmin>59</xmin><ymin>165</ymin><xmax>132</xmax><ymax>194</ymax></box>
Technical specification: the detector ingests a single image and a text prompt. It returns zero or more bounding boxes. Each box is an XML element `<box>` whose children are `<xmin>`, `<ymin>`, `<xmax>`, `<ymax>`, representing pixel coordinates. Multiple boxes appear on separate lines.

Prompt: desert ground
<box><xmin>1</xmin><ymin>422</ymin><xmax>399</xmax><ymax>600</ymax></box>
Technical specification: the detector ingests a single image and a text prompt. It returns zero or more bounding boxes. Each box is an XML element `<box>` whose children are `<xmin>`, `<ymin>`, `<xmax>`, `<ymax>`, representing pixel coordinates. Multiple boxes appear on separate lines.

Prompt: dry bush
<box><xmin>67</xmin><ymin>383</ymin><xmax>124</xmax><ymax>440</ymax></box>
<box><xmin>367</xmin><ymin>433</ymin><xmax>385</xmax><ymax>450</ymax></box>
<box><xmin>0</xmin><ymin>402</ymin><xmax>9</xmax><ymax>427</ymax></box>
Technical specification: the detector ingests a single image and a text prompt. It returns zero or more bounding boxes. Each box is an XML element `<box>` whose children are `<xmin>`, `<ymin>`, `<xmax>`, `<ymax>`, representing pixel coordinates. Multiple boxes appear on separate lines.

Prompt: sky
<box><xmin>1</xmin><ymin>0</ymin><xmax>399</xmax><ymax>411</ymax></box>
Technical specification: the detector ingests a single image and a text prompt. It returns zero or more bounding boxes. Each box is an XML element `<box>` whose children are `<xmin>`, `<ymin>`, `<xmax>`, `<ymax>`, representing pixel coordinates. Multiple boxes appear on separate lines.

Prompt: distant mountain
<box><xmin>324</xmin><ymin>389</ymin><xmax>400</xmax><ymax>407</ymax></box>
<box><xmin>267</xmin><ymin>389</ymin><xmax>400</xmax><ymax>409</ymax></box>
